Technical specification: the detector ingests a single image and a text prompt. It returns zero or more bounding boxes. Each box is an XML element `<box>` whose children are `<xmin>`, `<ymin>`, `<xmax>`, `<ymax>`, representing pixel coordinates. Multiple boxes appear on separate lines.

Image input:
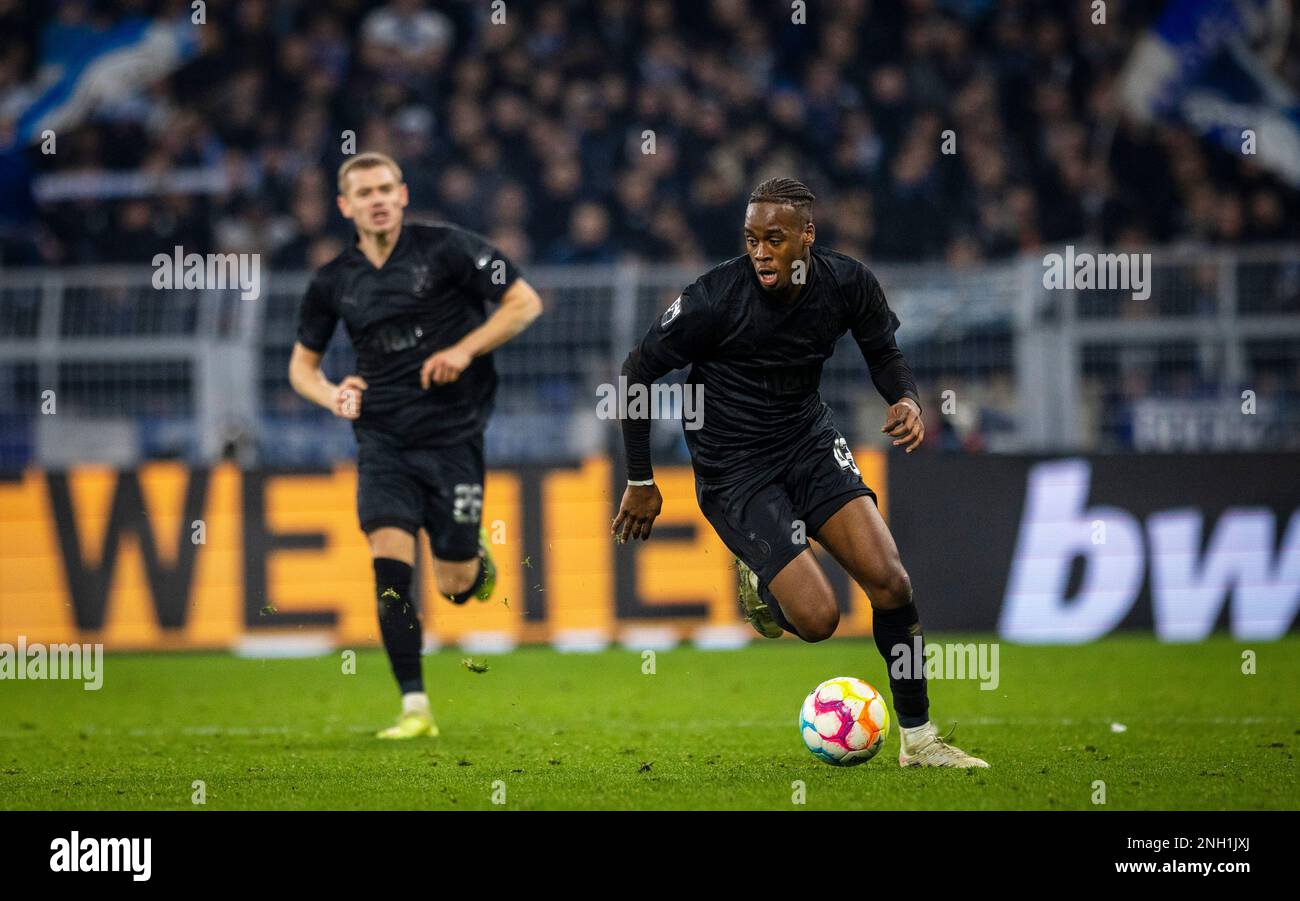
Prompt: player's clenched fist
<box><xmin>881</xmin><ymin>397</ymin><xmax>923</xmax><ymax>452</ymax></box>
<box><xmin>612</xmin><ymin>483</ymin><xmax>663</xmax><ymax>542</ymax></box>
<box><xmin>334</xmin><ymin>375</ymin><xmax>368</xmax><ymax>419</ymax></box>
<box><xmin>421</xmin><ymin>346</ymin><xmax>472</xmax><ymax>388</ymax></box>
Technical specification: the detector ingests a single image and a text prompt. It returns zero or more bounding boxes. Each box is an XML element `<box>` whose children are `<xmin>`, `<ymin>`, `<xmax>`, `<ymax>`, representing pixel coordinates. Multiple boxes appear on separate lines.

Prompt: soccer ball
<box><xmin>799</xmin><ymin>676</ymin><xmax>891</xmax><ymax>766</ymax></box>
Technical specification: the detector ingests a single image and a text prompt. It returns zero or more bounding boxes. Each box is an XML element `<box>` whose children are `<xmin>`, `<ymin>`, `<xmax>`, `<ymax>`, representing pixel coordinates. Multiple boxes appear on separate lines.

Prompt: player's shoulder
<box><xmin>405</xmin><ymin>220</ymin><xmax>479</xmax><ymax>250</ymax></box>
<box><xmin>407</xmin><ymin>221</ymin><xmax>504</xmax><ymax>269</ymax></box>
<box><xmin>814</xmin><ymin>245</ymin><xmax>880</xmax><ymax>293</ymax></box>
<box><xmin>688</xmin><ymin>254</ymin><xmax>752</xmax><ymax>303</ymax></box>
<box><xmin>306</xmin><ymin>247</ymin><xmax>353</xmax><ymax>294</ymax></box>
<box><xmin>404</xmin><ymin>220</ymin><xmax>461</xmax><ymax>241</ymax></box>
<box><xmin>665</xmin><ymin>255</ymin><xmax>751</xmax><ymax>329</ymax></box>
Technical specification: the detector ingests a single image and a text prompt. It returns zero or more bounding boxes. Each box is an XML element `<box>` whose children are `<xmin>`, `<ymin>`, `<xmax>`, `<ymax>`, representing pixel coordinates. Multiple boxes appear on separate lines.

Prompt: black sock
<box><xmin>760</xmin><ymin>583</ymin><xmax>803</xmax><ymax>639</ymax></box>
<box><xmin>447</xmin><ymin>558</ymin><xmax>486</xmax><ymax>606</ymax></box>
<box><xmin>872</xmin><ymin>602</ymin><xmax>930</xmax><ymax>728</ymax></box>
<box><xmin>374</xmin><ymin>558</ymin><xmax>423</xmax><ymax>694</ymax></box>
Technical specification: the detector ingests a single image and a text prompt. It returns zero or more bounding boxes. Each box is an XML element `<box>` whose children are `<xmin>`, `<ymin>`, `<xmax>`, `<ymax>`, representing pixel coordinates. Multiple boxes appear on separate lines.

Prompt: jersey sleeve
<box><xmin>444</xmin><ymin>227</ymin><xmax>523</xmax><ymax>304</ymax></box>
<box><xmin>848</xmin><ymin>266</ymin><xmax>901</xmax><ymax>353</ymax></box>
<box><xmin>847</xmin><ymin>266</ymin><xmax>921</xmax><ymax>409</ymax></box>
<box><xmin>619</xmin><ymin>283</ymin><xmax>714</xmax><ymax>481</ymax></box>
<box><xmin>296</xmin><ymin>274</ymin><xmax>339</xmax><ymax>353</ymax></box>
<box><xmin>626</xmin><ymin>283</ymin><xmax>715</xmax><ymax>380</ymax></box>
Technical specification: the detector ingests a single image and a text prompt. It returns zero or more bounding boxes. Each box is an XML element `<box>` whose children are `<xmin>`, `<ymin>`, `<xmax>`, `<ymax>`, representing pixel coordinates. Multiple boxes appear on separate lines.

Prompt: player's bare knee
<box><xmin>796</xmin><ymin>599</ymin><xmax>839</xmax><ymax>642</ymax></box>
<box><xmin>868</xmin><ymin>567</ymin><xmax>912</xmax><ymax>610</ymax></box>
<box><xmin>368</xmin><ymin>528</ymin><xmax>413</xmax><ymax>562</ymax></box>
<box><xmin>435</xmin><ymin>571</ymin><xmax>475</xmax><ymax>596</ymax></box>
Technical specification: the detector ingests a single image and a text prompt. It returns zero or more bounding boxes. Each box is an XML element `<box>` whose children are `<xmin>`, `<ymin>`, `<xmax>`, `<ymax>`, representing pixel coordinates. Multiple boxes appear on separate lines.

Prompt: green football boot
<box><xmin>736</xmin><ymin>558</ymin><xmax>784</xmax><ymax>639</ymax></box>
<box><xmin>475</xmin><ymin>526</ymin><xmax>497</xmax><ymax>601</ymax></box>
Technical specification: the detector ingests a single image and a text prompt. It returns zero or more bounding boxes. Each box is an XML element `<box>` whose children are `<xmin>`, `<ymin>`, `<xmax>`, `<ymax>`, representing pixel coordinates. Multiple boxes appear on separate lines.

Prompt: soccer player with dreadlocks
<box><xmin>613</xmin><ymin>177</ymin><xmax>987</xmax><ymax>768</ymax></box>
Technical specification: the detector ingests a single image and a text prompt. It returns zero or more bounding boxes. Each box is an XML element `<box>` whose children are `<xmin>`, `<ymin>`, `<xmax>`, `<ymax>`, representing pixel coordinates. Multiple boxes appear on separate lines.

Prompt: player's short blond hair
<box><xmin>337</xmin><ymin>152</ymin><xmax>404</xmax><ymax>195</ymax></box>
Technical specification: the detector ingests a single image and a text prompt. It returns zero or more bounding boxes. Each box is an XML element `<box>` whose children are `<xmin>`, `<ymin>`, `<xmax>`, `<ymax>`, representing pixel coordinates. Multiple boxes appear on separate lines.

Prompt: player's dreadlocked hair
<box><xmin>748</xmin><ymin>177</ymin><xmax>815</xmax><ymax>220</ymax></box>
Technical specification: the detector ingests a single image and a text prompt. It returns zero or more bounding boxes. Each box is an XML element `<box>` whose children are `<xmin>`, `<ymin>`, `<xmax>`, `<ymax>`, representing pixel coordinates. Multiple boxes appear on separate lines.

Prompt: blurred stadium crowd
<box><xmin>0</xmin><ymin>0</ymin><xmax>1298</xmax><ymax>466</ymax></box>
<box><xmin>3</xmin><ymin>0</ymin><xmax>1298</xmax><ymax>268</ymax></box>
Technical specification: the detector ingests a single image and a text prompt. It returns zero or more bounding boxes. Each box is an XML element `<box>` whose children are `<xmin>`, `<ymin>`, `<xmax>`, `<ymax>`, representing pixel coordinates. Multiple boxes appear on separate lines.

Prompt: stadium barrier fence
<box><xmin>1</xmin><ymin>245</ymin><xmax>1298</xmax><ymax>472</ymax></box>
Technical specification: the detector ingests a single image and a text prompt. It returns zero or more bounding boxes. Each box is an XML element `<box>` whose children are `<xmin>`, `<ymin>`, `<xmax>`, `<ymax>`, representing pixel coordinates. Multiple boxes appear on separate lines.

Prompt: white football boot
<box><xmin>898</xmin><ymin>722</ymin><xmax>989</xmax><ymax>768</ymax></box>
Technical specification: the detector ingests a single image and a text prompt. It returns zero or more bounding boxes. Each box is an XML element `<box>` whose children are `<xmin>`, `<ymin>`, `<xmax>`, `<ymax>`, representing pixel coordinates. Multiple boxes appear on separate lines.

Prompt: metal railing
<box><xmin>1</xmin><ymin>246</ymin><xmax>1298</xmax><ymax>469</ymax></box>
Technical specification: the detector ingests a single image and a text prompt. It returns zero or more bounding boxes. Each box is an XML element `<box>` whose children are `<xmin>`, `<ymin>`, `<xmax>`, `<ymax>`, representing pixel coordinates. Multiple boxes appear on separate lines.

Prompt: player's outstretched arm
<box><xmin>421</xmin><ymin>278</ymin><xmax>543</xmax><ymax>388</ymax></box>
<box><xmin>863</xmin><ymin>339</ymin><xmax>924</xmax><ymax>452</ymax></box>
<box><xmin>288</xmin><ymin>342</ymin><xmax>368</xmax><ymax>419</ymax></box>
<box><xmin>611</xmin><ymin>287</ymin><xmax>711</xmax><ymax>540</ymax></box>
<box><xmin>863</xmin><ymin>336</ymin><xmax>924</xmax><ymax>452</ymax></box>
<box><xmin>612</xmin><ymin>348</ymin><xmax>666</xmax><ymax>542</ymax></box>
<box><xmin>850</xmin><ymin>271</ymin><xmax>924</xmax><ymax>452</ymax></box>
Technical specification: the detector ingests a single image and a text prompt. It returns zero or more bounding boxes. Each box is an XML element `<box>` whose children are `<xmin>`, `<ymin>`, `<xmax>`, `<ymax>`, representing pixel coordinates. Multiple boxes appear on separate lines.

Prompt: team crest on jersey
<box><xmin>410</xmin><ymin>264</ymin><xmax>432</xmax><ymax>295</ymax></box>
<box><xmin>746</xmin><ymin>531</ymin><xmax>772</xmax><ymax>561</ymax></box>
<box><xmin>832</xmin><ymin>435</ymin><xmax>860</xmax><ymax>476</ymax></box>
<box><xmin>661</xmin><ymin>295</ymin><xmax>683</xmax><ymax>327</ymax></box>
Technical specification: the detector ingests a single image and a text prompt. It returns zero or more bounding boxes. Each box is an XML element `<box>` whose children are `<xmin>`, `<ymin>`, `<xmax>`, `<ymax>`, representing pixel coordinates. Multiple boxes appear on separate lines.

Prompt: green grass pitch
<box><xmin>1</xmin><ymin>635</ymin><xmax>1296</xmax><ymax>810</ymax></box>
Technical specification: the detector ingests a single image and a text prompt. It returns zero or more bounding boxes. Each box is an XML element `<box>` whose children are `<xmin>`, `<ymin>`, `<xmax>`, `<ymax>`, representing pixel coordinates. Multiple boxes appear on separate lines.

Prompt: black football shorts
<box><xmin>695</xmin><ymin>427</ymin><xmax>877</xmax><ymax>586</ymax></box>
<box><xmin>355</xmin><ymin>428</ymin><xmax>484</xmax><ymax>561</ymax></box>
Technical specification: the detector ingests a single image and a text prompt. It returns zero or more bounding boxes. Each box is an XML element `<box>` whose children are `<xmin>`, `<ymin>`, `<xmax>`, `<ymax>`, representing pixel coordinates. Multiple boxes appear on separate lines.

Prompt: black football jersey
<box><xmin>296</xmin><ymin>222</ymin><xmax>521</xmax><ymax>447</ymax></box>
<box><xmin>622</xmin><ymin>245</ymin><xmax>918</xmax><ymax>484</ymax></box>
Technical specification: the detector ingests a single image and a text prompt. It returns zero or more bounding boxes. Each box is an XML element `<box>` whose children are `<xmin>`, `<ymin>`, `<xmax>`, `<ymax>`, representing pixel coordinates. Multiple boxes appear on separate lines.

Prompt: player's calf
<box><xmin>769</xmin><ymin>584</ymin><xmax>839</xmax><ymax>642</ymax></box>
<box><xmin>435</xmin><ymin>563</ymin><xmax>479</xmax><ymax>598</ymax></box>
<box><xmin>436</xmin><ymin>528</ymin><xmax>497</xmax><ymax>605</ymax></box>
<box><xmin>374</xmin><ymin>558</ymin><xmax>423</xmax><ymax>693</ymax></box>
<box><xmin>786</xmin><ymin>601</ymin><xmax>838</xmax><ymax>642</ymax></box>
<box><xmin>768</xmin><ymin>554</ymin><xmax>839</xmax><ymax>642</ymax></box>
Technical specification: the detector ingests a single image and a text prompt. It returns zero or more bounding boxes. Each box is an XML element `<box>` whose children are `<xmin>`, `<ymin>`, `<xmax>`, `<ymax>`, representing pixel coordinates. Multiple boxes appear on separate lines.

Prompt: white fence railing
<box><xmin>1</xmin><ymin>246</ymin><xmax>1298</xmax><ymax>468</ymax></box>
